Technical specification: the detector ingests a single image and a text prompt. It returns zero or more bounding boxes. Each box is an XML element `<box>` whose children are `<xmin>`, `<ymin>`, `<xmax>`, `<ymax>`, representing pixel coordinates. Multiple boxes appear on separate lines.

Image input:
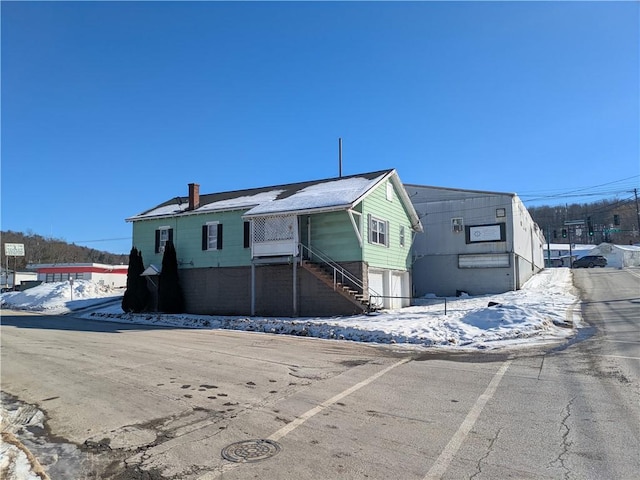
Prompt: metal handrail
<box><xmin>299</xmin><ymin>243</ymin><xmax>383</xmax><ymax>307</ymax></box>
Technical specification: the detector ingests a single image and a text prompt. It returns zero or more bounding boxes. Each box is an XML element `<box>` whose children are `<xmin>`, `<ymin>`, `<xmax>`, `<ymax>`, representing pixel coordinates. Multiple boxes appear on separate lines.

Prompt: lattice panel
<box><xmin>253</xmin><ymin>215</ymin><xmax>296</xmax><ymax>243</ymax></box>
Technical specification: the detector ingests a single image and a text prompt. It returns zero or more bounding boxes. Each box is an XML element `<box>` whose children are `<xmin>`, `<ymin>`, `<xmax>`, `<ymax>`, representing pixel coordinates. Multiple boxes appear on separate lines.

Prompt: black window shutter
<box><xmin>168</xmin><ymin>228</ymin><xmax>173</xmax><ymax>243</ymax></box>
<box><xmin>243</xmin><ymin>221</ymin><xmax>250</xmax><ymax>248</ymax></box>
<box><xmin>155</xmin><ymin>230</ymin><xmax>160</xmax><ymax>253</ymax></box>
<box><xmin>217</xmin><ymin>223</ymin><xmax>223</xmax><ymax>250</ymax></box>
<box><xmin>202</xmin><ymin>225</ymin><xmax>208</xmax><ymax>250</ymax></box>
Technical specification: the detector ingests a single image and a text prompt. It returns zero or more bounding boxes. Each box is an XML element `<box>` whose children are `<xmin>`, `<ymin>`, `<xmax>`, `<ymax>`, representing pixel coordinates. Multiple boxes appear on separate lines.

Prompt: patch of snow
<box><xmin>1</xmin><ymin>269</ymin><xmax>581</xmax><ymax>350</ymax></box>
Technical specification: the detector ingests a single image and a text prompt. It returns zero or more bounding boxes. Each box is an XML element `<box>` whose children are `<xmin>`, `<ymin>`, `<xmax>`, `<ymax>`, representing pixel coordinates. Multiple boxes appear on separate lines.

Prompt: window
<box><xmin>452</xmin><ymin>218</ymin><xmax>464</xmax><ymax>233</ymax></box>
<box><xmin>496</xmin><ymin>208</ymin><xmax>506</xmax><ymax>218</ymax></box>
<box><xmin>399</xmin><ymin>226</ymin><xmax>406</xmax><ymax>247</ymax></box>
<box><xmin>465</xmin><ymin>223</ymin><xmax>507</xmax><ymax>244</ymax></box>
<box><xmin>155</xmin><ymin>227</ymin><xmax>173</xmax><ymax>253</ymax></box>
<box><xmin>369</xmin><ymin>215</ymin><xmax>389</xmax><ymax>246</ymax></box>
<box><xmin>202</xmin><ymin>222</ymin><xmax>223</xmax><ymax>251</ymax></box>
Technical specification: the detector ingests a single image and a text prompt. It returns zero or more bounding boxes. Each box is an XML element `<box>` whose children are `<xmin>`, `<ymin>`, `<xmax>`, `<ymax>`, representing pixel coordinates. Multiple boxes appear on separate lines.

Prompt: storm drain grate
<box><xmin>221</xmin><ymin>439</ymin><xmax>281</xmax><ymax>463</ymax></box>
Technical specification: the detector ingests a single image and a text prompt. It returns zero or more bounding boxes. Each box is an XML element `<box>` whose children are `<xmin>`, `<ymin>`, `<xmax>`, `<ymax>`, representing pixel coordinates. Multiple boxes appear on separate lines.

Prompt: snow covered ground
<box><xmin>1</xmin><ymin>268</ymin><xmax>582</xmax><ymax>350</ymax></box>
<box><xmin>1</xmin><ymin>268</ymin><xmax>582</xmax><ymax>479</ymax></box>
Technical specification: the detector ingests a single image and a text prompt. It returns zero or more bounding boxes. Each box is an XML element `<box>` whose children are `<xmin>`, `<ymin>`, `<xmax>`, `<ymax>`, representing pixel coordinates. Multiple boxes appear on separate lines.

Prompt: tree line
<box><xmin>528</xmin><ymin>197</ymin><xmax>639</xmax><ymax>245</ymax></box>
<box><xmin>1</xmin><ymin>230</ymin><xmax>128</xmax><ymax>271</ymax></box>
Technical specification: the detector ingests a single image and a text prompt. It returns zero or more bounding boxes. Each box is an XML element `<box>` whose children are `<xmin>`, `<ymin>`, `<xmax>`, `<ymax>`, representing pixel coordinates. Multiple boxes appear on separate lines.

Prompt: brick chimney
<box><xmin>188</xmin><ymin>183</ymin><xmax>200</xmax><ymax>210</ymax></box>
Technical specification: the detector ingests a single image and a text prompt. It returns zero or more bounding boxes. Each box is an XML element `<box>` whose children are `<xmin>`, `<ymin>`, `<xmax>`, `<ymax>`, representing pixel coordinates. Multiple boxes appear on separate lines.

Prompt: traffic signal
<box><xmin>614</xmin><ymin>214</ymin><xmax>620</xmax><ymax>225</ymax></box>
<box><xmin>553</xmin><ymin>230</ymin><xmax>557</xmax><ymax>239</ymax></box>
<box><xmin>587</xmin><ymin>217</ymin><xmax>594</xmax><ymax>236</ymax></box>
<box><xmin>562</xmin><ymin>229</ymin><xmax>567</xmax><ymax>238</ymax></box>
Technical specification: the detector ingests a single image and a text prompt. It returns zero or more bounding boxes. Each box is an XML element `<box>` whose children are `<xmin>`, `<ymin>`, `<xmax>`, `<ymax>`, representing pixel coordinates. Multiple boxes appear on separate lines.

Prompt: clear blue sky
<box><xmin>2</xmin><ymin>1</ymin><xmax>638</xmax><ymax>254</ymax></box>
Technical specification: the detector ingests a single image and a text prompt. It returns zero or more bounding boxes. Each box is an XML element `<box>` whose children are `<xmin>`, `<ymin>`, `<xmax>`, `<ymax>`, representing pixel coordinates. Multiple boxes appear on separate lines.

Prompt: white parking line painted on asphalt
<box><xmin>199</xmin><ymin>357</ymin><xmax>411</xmax><ymax>480</ymax></box>
<box><xmin>423</xmin><ymin>360</ymin><xmax>512</xmax><ymax>480</ymax></box>
<box><xmin>267</xmin><ymin>357</ymin><xmax>411</xmax><ymax>442</ymax></box>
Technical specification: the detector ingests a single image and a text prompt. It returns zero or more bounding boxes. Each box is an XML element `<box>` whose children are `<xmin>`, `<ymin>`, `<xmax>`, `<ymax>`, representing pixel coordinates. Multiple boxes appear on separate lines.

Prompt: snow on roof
<box><xmin>197</xmin><ymin>190</ymin><xmax>285</xmax><ymax>213</ymax></box>
<box><xmin>244</xmin><ymin>176</ymin><xmax>381</xmax><ymax>216</ymax></box>
<box><xmin>127</xmin><ymin>170</ymin><xmax>393</xmax><ymax>222</ymax></box>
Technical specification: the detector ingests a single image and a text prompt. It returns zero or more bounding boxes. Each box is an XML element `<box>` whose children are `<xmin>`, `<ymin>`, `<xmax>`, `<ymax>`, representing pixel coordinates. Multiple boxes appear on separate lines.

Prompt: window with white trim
<box><xmin>155</xmin><ymin>226</ymin><xmax>173</xmax><ymax>253</ymax></box>
<box><xmin>369</xmin><ymin>215</ymin><xmax>389</xmax><ymax>246</ymax></box>
<box><xmin>399</xmin><ymin>225</ymin><xmax>406</xmax><ymax>247</ymax></box>
<box><xmin>202</xmin><ymin>222</ymin><xmax>223</xmax><ymax>251</ymax></box>
<box><xmin>207</xmin><ymin>222</ymin><xmax>218</xmax><ymax>250</ymax></box>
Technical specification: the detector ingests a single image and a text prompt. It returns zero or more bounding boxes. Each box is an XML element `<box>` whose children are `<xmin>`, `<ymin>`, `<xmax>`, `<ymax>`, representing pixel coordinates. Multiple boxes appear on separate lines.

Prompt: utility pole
<box><xmin>634</xmin><ymin>188</ymin><xmax>640</xmax><ymax>236</ymax></box>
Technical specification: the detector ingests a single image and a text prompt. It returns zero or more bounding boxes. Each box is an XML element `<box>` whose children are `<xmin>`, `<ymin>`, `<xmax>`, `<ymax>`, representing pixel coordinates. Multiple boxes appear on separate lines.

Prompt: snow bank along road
<box><xmin>1</xmin><ymin>268</ymin><xmax>639</xmax><ymax>480</ymax></box>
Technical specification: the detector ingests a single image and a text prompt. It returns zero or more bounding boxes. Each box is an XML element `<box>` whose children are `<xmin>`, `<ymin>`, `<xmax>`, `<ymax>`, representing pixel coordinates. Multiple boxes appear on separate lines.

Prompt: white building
<box><xmin>28</xmin><ymin>263</ymin><xmax>128</xmax><ymax>288</ymax></box>
<box><xmin>405</xmin><ymin>185</ymin><xmax>545</xmax><ymax>297</ymax></box>
<box><xmin>1</xmin><ymin>270</ymin><xmax>38</xmax><ymax>290</ymax></box>
<box><xmin>586</xmin><ymin>243</ymin><xmax>640</xmax><ymax>268</ymax></box>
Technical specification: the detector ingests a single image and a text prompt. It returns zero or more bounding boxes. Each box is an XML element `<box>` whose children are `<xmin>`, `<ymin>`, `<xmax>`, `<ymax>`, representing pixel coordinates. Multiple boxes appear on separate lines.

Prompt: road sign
<box><xmin>564</xmin><ymin>220</ymin><xmax>585</xmax><ymax>226</ymax></box>
<box><xmin>4</xmin><ymin>243</ymin><xmax>25</xmax><ymax>256</ymax></box>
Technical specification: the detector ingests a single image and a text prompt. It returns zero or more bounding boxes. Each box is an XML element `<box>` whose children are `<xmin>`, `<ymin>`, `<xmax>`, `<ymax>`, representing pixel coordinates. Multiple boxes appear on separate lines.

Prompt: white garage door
<box><xmin>390</xmin><ymin>272</ymin><xmax>404</xmax><ymax>309</ymax></box>
<box><xmin>368</xmin><ymin>271</ymin><xmax>384</xmax><ymax>309</ymax></box>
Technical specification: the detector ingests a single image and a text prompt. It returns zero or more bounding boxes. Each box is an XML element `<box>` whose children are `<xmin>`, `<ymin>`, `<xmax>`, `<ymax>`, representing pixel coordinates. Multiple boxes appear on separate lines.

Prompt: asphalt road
<box><xmin>1</xmin><ymin>268</ymin><xmax>638</xmax><ymax>480</ymax></box>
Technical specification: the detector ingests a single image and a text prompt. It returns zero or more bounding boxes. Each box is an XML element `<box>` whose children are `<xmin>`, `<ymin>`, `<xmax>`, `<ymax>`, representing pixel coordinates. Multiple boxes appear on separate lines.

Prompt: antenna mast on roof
<box><xmin>338</xmin><ymin>137</ymin><xmax>342</xmax><ymax>177</ymax></box>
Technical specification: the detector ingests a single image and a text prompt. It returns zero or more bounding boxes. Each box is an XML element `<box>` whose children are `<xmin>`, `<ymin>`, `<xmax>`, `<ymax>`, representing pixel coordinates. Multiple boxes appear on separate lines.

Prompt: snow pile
<box><xmin>1</xmin><ymin>269</ymin><xmax>580</xmax><ymax>350</ymax></box>
<box><xmin>0</xmin><ymin>280</ymin><xmax>122</xmax><ymax>314</ymax></box>
<box><xmin>1</xmin><ymin>393</ymin><xmax>87</xmax><ymax>480</ymax></box>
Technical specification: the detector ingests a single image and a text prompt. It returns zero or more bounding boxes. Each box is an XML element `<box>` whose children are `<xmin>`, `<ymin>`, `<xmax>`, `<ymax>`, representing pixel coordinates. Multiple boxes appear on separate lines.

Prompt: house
<box><xmin>28</xmin><ymin>263</ymin><xmax>128</xmax><ymax>288</ymax></box>
<box><xmin>126</xmin><ymin>169</ymin><xmax>423</xmax><ymax>317</ymax></box>
<box><xmin>404</xmin><ymin>185</ymin><xmax>545</xmax><ymax>297</ymax></box>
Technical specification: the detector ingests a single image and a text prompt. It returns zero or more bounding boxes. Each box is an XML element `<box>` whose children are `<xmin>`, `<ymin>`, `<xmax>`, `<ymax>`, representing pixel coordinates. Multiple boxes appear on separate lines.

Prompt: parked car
<box><xmin>573</xmin><ymin>255</ymin><xmax>607</xmax><ymax>268</ymax></box>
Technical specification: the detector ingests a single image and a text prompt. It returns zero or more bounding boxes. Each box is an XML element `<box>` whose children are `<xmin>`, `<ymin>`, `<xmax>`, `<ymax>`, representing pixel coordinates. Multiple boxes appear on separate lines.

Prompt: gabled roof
<box><xmin>126</xmin><ymin>169</ymin><xmax>423</xmax><ymax>231</ymax></box>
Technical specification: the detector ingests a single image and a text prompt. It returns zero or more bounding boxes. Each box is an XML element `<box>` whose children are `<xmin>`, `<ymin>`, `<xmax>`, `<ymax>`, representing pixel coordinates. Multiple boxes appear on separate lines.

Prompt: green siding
<box><xmin>362</xmin><ymin>180</ymin><xmax>412</xmax><ymax>270</ymax></box>
<box><xmin>132</xmin><ymin>210</ymin><xmax>252</xmax><ymax>269</ymax></box>
<box><xmin>131</xmin><ymin>178</ymin><xmax>414</xmax><ymax>272</ymax></box>
<box><xmin>306</xmin><ymin>210</ymin><xmax>363</xmax><ymax>262</ymax></box>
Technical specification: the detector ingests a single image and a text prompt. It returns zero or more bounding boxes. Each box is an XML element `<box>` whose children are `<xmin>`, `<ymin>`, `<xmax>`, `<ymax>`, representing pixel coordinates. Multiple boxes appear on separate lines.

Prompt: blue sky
<box><xmin>2</xmin><ymin>1</ymin><xmax>638</xmax><ymax>254</ymax></box>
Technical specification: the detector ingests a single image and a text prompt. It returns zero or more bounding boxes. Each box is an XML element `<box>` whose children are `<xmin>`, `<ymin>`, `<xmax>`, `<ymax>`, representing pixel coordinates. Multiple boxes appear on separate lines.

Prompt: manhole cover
<box><xmin>221</xmin><ymin>439</ymin><xmax>281</xmax><ymax>463</ymax></box>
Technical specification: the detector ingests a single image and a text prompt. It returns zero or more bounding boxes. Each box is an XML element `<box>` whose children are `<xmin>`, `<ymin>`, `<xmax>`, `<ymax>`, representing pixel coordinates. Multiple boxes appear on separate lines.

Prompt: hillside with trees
<box><xmin>527</xmin><ymin>197</ymin><xmax>639</xmax><ymax>246</ymax></box>
<box><xmin>1</xmin><ymin>231</ymin><xmax>129</xmax><ymax>271</ymax></box>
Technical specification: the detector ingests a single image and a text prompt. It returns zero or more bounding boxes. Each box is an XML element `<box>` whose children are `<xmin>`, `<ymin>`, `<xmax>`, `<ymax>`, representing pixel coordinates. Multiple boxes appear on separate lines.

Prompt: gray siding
<box><xmin>406</xmin><ymin>184</ymin><xmax>544</xmax><ymax>297</ymax></box>
<box><xmin>413</xmin><ymin>255</ymin><xmax>516</xmax><ymax>297</ymax></box>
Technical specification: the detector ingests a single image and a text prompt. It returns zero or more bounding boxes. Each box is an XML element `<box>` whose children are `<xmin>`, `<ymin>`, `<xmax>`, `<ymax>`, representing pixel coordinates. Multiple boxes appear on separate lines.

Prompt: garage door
<box><xmin>368</xmin><ymin>271</ymin><xmax>384</xmax><ymax>309</ymax></box>
<box><xmin>390</xmin><ymin>272</ymin><xmax>404</xmax><ymax>309</ymax></box>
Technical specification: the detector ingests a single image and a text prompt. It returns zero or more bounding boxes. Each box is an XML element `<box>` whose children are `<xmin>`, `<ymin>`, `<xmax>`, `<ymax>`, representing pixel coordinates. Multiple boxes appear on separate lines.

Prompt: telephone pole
<box><xmin>634</xmin><ymin>188</ymin><xmax>640</xmax><ymax>236</ymax></box>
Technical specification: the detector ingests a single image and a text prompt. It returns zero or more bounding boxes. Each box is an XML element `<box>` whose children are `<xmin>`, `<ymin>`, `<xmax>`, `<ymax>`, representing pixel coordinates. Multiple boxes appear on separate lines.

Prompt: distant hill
<box><xmin>1</xmin><ymin>231</ymin><xmax>129</xmax><ymax>271</ymax></box>
<box><xmin>527</xmin><ymin>197</ymin><xmax>638</xmax><ymax>245</ymax></box>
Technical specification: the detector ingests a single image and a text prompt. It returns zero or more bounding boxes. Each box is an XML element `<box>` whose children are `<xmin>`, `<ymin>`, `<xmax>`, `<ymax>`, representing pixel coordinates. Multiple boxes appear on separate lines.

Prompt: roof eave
<box><xmin>126</xmin><ymin>205</ymin><xmax>260</xmax><ymax>222</ymax></box>
<box><xmin>243</xmin><ymin>204</ymin><xmax>353</xmax><ymax>219</ymax></box>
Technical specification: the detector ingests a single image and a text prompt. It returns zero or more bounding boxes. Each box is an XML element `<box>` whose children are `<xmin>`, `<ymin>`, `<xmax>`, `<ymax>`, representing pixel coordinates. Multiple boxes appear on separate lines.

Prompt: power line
<box><xmin>70</xmin><ymin>237</ymin><xmax>132</xmax><ymax>244</ymax></box>
<box><xmin>519</xmin><ymin>175</ymin><xmax>640</xmax><ymax>204</ymax></box>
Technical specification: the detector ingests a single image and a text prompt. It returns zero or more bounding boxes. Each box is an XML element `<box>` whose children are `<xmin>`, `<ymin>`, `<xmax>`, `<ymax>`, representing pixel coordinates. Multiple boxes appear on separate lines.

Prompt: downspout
<box><xmin>251</xmin><ymin>263</ymin><xmax>256</xmax><ymax>316</ymax></box>
<box><xmin>293</xmin><ymin>259</ymin><xmax>297</xmax><ymax>317</ymax></box>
